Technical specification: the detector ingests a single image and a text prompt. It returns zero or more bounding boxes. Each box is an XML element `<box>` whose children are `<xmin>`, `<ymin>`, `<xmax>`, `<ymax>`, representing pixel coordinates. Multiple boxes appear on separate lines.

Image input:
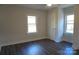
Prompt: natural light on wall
<box><xmin>27</xmin><ymin>16</ymin><xmax>37</xmax><ymax>33</ymax></box>
<box><xmin>66</xmin><ymin>14</ymin><xmax>74</xmax><ymax>33</ymax></box>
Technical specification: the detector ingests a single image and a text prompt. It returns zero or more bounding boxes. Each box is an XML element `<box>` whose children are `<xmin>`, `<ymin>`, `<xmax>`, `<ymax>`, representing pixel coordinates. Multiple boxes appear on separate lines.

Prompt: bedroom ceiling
<box><xmin>17</xmin><ymin>4</ymin><xmax>58</xmax><ymax>10</ymax></box>
<box><xmin>17</xmin><ymin>4</ymin><xmax>74</xmax><ymax>10</ymax></box>
<box><xmin>0</xmin><ymin>4</ymin><xmax>74</xmax><ymax>10</ymax></box>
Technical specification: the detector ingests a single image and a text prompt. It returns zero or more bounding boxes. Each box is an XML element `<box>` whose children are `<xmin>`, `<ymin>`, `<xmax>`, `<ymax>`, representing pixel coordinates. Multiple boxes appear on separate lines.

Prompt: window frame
<box><xmin>64</xmin><ymin>14</ymin><xmax>74</xmax><ymax>34</ymax></box>
<box><xmin>27</xmin><ymin>16</ymin><xmax>37</xmax><ymax>34</ymax></box>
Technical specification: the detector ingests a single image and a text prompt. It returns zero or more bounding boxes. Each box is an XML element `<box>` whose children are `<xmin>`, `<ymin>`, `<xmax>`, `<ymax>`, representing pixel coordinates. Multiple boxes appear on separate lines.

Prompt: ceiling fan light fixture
<box><xmin>46</xmin><ymin>4</ymin><xmax>52</xmax><ymax>6</ymax></box>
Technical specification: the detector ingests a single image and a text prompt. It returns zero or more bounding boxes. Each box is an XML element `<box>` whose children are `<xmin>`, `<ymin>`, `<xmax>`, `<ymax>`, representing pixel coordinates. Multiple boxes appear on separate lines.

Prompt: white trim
<box><xmin>0</xmin><ymin>37</ymin><xmax>49</xmax><ymax>51</ymax></box>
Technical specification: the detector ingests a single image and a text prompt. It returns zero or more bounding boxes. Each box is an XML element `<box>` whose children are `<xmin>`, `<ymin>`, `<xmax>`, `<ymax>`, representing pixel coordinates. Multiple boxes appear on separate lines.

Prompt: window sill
<box><xmin>26</xmin><ymin>32</ymin><xmax>38</xmax><ymax>35</ymax></box>
<box><xmin>27</xmin><ymin>32</ymin><xmax>37</xmax><ymax>34</ymax></box>
<box><xmin>65</xmin><ymin>32</ymin><xmax>73</xmax><ymax>34</ymax></box>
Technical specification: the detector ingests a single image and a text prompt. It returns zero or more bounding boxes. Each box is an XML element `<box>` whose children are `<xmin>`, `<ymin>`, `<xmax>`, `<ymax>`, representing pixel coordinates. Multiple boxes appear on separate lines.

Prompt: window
<box><xmin>65</xmin><ymin>15</ymin><xmax>74</xmax><ymax>33</ymax></box>
<box><xmin>27</xmin><ymin>16</ymin><xmax>37</xmax><ymax>33</ymax></box>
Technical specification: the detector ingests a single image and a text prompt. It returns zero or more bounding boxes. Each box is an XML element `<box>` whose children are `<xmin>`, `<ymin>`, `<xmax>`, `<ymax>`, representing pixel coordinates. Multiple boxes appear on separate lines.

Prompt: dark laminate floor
<box><xmin>0</xmin><ymin>39</ymin><xmax>75</xmax><ymax>55</ymax></box>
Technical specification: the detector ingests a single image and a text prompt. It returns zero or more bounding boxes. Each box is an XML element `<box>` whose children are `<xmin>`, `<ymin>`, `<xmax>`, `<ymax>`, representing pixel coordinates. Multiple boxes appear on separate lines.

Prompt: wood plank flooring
<box><xmin>1</xmin><ymin>39</ymin><xmax>75</xmax><ymax>55</ymax></box>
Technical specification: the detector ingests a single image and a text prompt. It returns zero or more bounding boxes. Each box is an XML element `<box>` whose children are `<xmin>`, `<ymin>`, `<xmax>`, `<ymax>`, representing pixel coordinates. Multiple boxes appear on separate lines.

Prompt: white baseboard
<box><xmin>0</xmin><ymin>37</ymin><xmax>49</xmax><ymax>51</ymax></box>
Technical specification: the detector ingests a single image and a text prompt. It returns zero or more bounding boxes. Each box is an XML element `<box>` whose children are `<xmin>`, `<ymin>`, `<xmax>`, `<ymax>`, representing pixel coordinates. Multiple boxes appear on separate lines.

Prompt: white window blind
<box><xmin>27</xmin><ymin>16</ymin><xmax>37</xmax><ymax>33</ymax></box>
<box><xmin>66</xmin><ymin>15</ymin><xmax>74</xmax><ymax>33</ymax></box>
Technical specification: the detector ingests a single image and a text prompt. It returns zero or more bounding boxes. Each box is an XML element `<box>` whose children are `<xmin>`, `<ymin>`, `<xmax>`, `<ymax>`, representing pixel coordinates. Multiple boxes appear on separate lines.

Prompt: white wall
<box><xmin>73</xmin><ymin>5</ymin><xmax>79</xmax><ymax>49</ymax></box>
<box><xmin>55</xmin><ymin>6</ymin><xmax>64</xmax><ymax>42</ymax></box>
<box><xmin>47</xmin><ymin>7</ymin><xmax>64</xmax><ymax>42</ymax></box>
<box><xmin>0</xmin><ymin>5</ymin><xmax>48</xmax><ymax>50</ymax></box>
<box><xmin>63</xmin><ymin>6</ymin><xmax>74</xmax><ymax>43</ymax></box>
<box><xmin>47</xmin><ymin>7</ymin><xmax>58</xmax><ymax>41</ymax></box>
